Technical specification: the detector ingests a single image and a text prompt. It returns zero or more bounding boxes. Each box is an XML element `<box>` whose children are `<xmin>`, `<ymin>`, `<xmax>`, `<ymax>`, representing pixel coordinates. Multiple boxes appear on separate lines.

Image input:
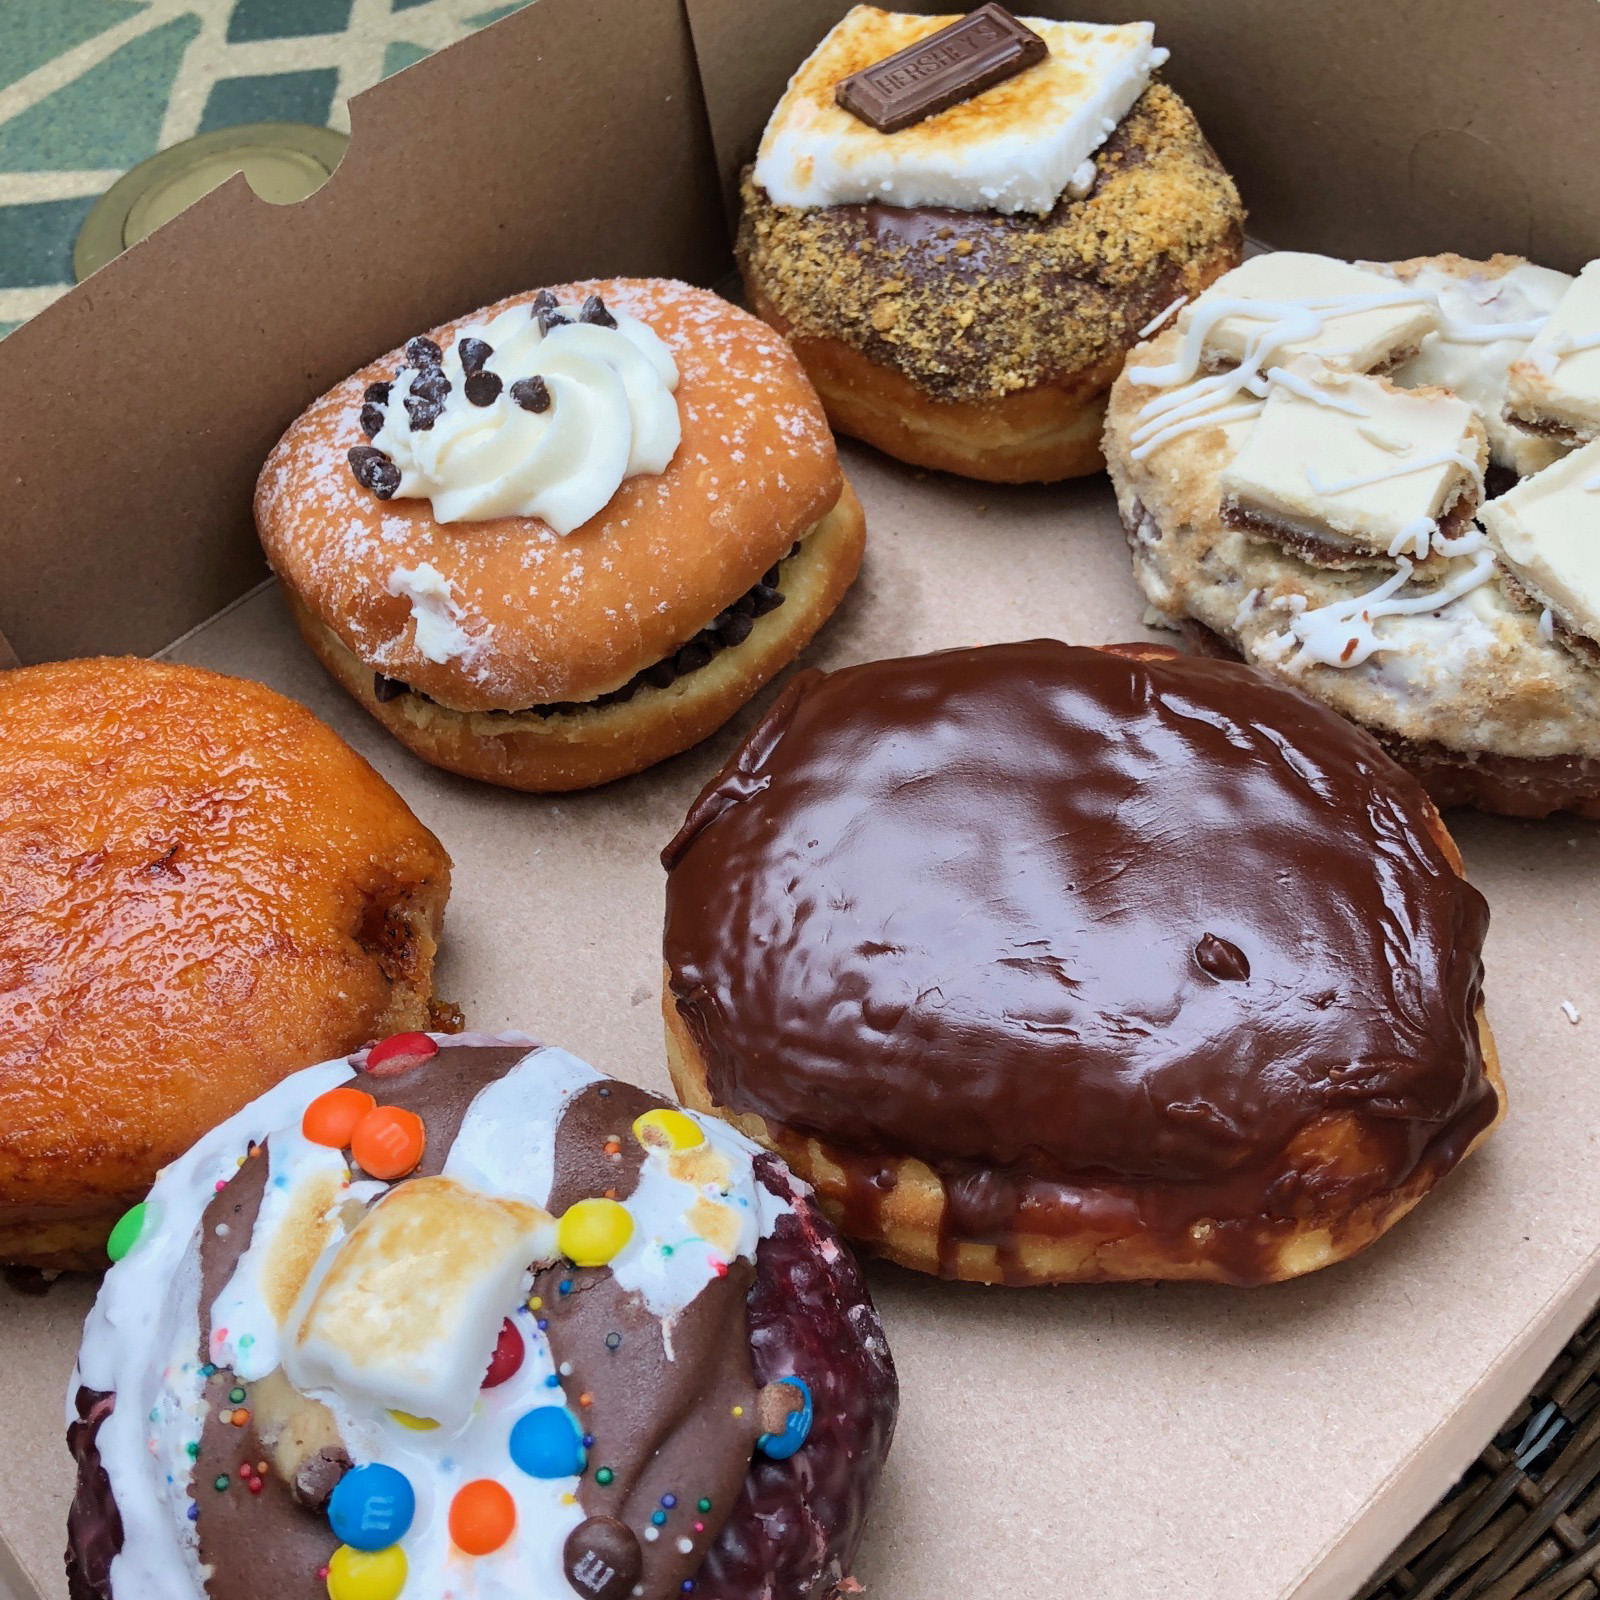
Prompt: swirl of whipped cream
<box><xmin>370</xmin><ymin>298</ymin><xmax>680</xmax><ymax>533</ymax></box>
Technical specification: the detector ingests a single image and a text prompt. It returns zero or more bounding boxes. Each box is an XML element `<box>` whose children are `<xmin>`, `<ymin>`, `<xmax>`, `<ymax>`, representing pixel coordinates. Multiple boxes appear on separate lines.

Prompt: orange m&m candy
<box><xmin>449</xmin><ymin>1479</ymin><xmax>516</xmax><ymax>1555</ymax></box>
<box><xmin>350</xmin><ymin>1106</ymin><xmax>426</xmax><ymax>1180</ymax></box>
<box><xmin>302</xmin><ymin>1088</ymin><xmax>376</xmax><ymax>1150</ymax></box>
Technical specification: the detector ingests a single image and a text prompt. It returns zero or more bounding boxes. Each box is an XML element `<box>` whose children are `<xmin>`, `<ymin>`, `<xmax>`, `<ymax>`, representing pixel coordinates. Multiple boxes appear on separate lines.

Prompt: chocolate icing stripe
<box><xmin>662</xmin><ymin>642</ymin><xmax>1494</xmax><ymax>1276</ymax></box>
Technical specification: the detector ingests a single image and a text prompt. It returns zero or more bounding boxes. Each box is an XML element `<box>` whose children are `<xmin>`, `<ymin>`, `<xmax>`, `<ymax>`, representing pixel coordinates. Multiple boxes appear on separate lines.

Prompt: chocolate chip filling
<box><xmin>371</xmin><ymin>546</ymin><xmax>799</xmax><ymax>716</ymax></box>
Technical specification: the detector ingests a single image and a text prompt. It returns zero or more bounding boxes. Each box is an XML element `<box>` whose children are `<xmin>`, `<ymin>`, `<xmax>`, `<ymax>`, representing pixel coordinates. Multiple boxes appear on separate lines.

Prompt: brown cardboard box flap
<box><xmin>0</xmin><ymin>0</ymin><xmax>725</xmax><ymax>670</ymax></box>
<box><xmin>688</xmin><ymin>0</ymin><xmax>1600</xmax><ymax>270</ymax></box>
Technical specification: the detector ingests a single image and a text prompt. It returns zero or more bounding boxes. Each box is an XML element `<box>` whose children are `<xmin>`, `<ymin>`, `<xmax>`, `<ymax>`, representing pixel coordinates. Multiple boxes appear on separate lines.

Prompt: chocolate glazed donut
<box><xmin>66</xmin><ymin>1040</ymin><xmax>896</xmax><ymax>1600</ymax></box>
<box><xmin>661</xmin><ymin>641</ymin><xmax>1505</xmax><ymax>1287</ymax></box>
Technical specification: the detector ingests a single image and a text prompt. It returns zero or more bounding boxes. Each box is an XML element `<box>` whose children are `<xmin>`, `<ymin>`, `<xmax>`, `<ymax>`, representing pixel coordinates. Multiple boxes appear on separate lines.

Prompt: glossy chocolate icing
<box><xmin>663</xmin><ymin>642</ymin><xmax>1496</xmax><ymax>1278</ymax></box>
<box><xmin>65</xmin><ymin>1041</ymin><xmax>896</xmax><ymax>1599</ymax></box>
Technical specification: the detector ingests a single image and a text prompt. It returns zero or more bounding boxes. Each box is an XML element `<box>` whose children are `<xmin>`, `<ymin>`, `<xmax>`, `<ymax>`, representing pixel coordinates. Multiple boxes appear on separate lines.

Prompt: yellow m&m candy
<box><xmin>632</xmin><ymin>1108</ymin><xmax>705</xmax><ymax>1153</ymax></box>
<box><xmin>557</xmin><ymin>1198</ymin><xmax>634</xmax><ymax>1266</ymax></box>
<box><xmin>326</xmin><ymin>1542</ymin><xmax>407</xmax><ymax>1600</ymax></box>
<box><xmin>387</xmin><ymin>1410</ymin><xmax>438</xmax><ymax>1432</ymax></box>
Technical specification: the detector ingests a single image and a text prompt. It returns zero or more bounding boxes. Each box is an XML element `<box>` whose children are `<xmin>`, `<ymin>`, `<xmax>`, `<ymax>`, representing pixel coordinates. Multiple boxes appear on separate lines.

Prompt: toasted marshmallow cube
<box><xmin>285</xmin><ymin>1176</ymin><xmax>555</xmax><ymax>1431</ymax></box>
<box><xmin>1506</xmin><ymin>260</ymin><xmax>1600</xmax><ymax>443</ymax></box>
<box><xmin>1220</xmin><ymin>362</ymin><xmax>1485</xmax><ymax>563</ymax></box>
<box><xmin>753</xmin><ymin>6</ymin><xmax>1161</xmax><ymax>215</ymax></box>
<box><xmin>1178</xmin><ymin>253</ymin><xmax>1437</xmax><ymax>373</ymax></box>
<box><xmin>1480</xmin><ymin>438</ymin><xmax>1600</xmax><ymax>647</ymax></box>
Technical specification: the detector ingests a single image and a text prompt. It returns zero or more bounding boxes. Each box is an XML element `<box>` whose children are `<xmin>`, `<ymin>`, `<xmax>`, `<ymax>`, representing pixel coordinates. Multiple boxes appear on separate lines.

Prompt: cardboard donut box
<box><xmin>2</xmin><ymin>2</ymin><xmax>1599</xmax><ymax>1597</ymax></box>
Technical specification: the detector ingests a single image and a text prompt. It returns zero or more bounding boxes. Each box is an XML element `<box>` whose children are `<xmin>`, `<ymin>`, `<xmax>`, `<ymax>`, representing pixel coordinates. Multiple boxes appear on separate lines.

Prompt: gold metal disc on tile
<box><xmin>73</xmin><ymin>122</ymin><xmax>349</xmax><ymax>281</ymax></box>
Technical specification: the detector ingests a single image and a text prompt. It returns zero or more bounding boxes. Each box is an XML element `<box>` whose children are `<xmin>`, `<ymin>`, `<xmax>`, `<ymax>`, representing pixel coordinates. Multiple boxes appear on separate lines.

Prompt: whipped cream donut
<box><xmin>66</xmin><ymin>1033</ymin><xmax>896</xmax><ymax>1600</ymax></box>
<box><xmin>256</xmin><ymin>279</ymin><xmax>866</xmax><ymax>791</ymax></box>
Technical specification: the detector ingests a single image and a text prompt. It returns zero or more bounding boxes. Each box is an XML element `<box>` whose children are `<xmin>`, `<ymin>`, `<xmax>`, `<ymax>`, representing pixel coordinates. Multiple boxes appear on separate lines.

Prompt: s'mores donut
<box><xmin>66</xmin><ymin>1033</ymin><xmax>897</xmax><ymax>1600</ymax></box>
<box><xmin>1103</xmin><ymin>250</ymin><xmax>1600</xmax><ymax>818</ymax></box>
<box><xmin>737</xmin><ymin>5</ymin><xmax>1244</xmax><ymax>483</ymax></box>
<box><xmin>256</xmin><ymin>279</ymin><xmax>866</xmax><ymax>792</ymax></box>
<box><xmin>661</xmin><ymin>642</ymin><xmax>1501</xmax><ymax>1286</ymax></box>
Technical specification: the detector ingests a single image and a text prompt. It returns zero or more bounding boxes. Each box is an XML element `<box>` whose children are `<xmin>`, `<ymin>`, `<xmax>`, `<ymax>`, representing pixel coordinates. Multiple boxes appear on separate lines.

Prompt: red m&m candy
<box><xmin>483</xmin><ymin>1318</ymin><xmax>525</xmax><ymax>1389</ymax></box>
<box><xmin>363</xmin><ymin>1032</ymin><xmax>439</xmax><ymax>1078</ymax></box>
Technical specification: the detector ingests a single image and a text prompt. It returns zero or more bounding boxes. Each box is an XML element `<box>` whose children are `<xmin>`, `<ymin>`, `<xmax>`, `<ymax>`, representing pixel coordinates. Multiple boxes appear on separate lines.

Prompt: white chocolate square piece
<box><xmin>1383</xmin><ymin>254</ymin><xmax>1572</xmax><ymax>475</ymax></box>
<box><xmin>1480</xmin><ymin>438</ymin><xmax>1600</xmax><ymax>647</ymax></box>
<box><xmin>1179</xmin><ymin>253</ymin><xmax>1437</xmax><ymax>373</ymax></box>
<box><xmin>285</xmin><ymin>1176</ymin><xmax>554</xmax><ymax>1432</ymax></box>
<box><xmin>1220</xmin><ymin>362</ymin><xmax>1485</xmax><ymax>563</ymax></box>
<box><xmin>753</xmin><ymin>6</ymin><xmax>1161</xmax><ymax>214</ymax></box>
<box><xmin>1506</xmin><ymin>260</ymin><xmax>1600</xmax><ymax>442</ymax></box>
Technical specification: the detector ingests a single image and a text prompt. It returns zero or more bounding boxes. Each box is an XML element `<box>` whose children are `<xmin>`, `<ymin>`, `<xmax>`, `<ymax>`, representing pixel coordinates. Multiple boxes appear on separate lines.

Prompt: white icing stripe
<box><xmin>1263</xmin><ymin>363</ymin><xmax>1370</xmax><ymax>416</ymax></box>
<box><xmin>73</xmin><ymin>1057</ymin><xmax>356</xmax><ymax>1600</ymax></box>
<box><xmin>1137</xmin><ymin>295</ymin><xmax>1187</xmax><ymax>339</ymax></box>
<box><xmin>1265</xmin><ymin>551</ymin><xmax>1497</xmax><ymax>670</ymax></box>
<box><xmin>1305</xmin><ymin>448</ymin><xmax>1482</xmax><ymax>498</ymax></box>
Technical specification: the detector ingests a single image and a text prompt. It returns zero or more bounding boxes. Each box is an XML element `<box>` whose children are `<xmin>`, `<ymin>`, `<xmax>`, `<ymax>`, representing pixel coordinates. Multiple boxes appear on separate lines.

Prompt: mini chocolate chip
<box><xmin>405</xmin><ymin>336</ymin><xmax>442</xmax><ymax>366</ymax></box>
<box><xmin>642</xmin><ymin>659</ymin><xmax>678</xmax><ymax>690</ymax></box>
<box><xmin>410</xmin><ymin>368</ymin><xmax>451</xmax><ymax>404</ymax></box>
<box><xmin>749</xmin><ymin>584</ymin><xmax>785</xmax><ymax>616</ymax></box>
<box><xmin>1195</xmin><ymin>933</ymin><xmax>1251</xmax><ymax>982</ymax></box>
<box><xmin>675</xmin><ymin>639</ymin><xmax>713</xmax><ymax>675</ymax></box>
<box><xmin>762</xmin><ymin>563</ymin><xmax>782</xmax><ymax>587</ymax></box>
<box><xmin>347</xmin><ymin>445</ymin><xmax>400</xmax><ymax>498</ymax></box>
<box><xmin>464</xmin><ymin>370</ymin><xmax>503</xmax><ymax>406</ymax></box>
<box><xmin>373</xmin><ymin>673</ymin><xmax>409</xmax><ymax>703</ymax></box>
<box><xmin>510</xmin><ymin>375</ymin><xmax>552</xmax><ymax>413</ymax></box>
<box><xmin>537</xmin><ymin>305</ymin><xmax>571</xmax><ymax>335</ymax></box>
<box><xmin>290</xmin><ymin>1447</ymin><xmax>352</xmax><ymax>1511</ymax></box>
<box><xmin>718</xmin><ymin>611</ymin><xmax>754</xmax><ymax>647</ymax></box>
<box><xmin>563</xmin><ymin>1516</ymin><xmax>641</xmax><ymax>1600</ymax></box>
<box><xmin>359</xmin><ymin>401</ymin><xmax>385</xmax><ymax>438</ymax></box>
<box><xmin>404</xmin><ymin>395</ymin><xmax>441</xmax><ymax>431</ymax></box>
<box><xmin>578</xmin><ymin>293</ymin><xmax>617</xmax><ymax>328</ymax></box>
<box><xmin>363</xmin><ymin>379</ymin><xmax>392</xmax><ymax>404</ymax></box>
<box><xmin>531</xmin><ymin>289</ymin><xmax>558</xmax><ymax>314</ymax></box>
<box><xmin>457</xmin><ymin>336</ymin><xmax>492</xmax><ymax>374</ymax></box>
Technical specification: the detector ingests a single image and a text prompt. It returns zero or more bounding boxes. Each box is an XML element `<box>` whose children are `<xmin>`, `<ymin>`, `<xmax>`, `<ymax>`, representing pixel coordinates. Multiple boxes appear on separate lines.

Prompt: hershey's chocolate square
<box><xmin>833</xmin><ymin>4</ymin><xmax>1049</xmax><ymax>134</ymax></box>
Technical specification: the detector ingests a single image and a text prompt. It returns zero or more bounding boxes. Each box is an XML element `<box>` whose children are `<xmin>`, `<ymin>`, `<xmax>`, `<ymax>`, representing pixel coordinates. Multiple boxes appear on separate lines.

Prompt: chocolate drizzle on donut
<box><xmin>63</xmin><ymin>1040</ymin><xmax>897</xmax><ymax>1600</ymax></box>
<box><xmin>662</xmin><ymin>642</ymin><xmax>1497</xmax><ymax>1285</ymax></box>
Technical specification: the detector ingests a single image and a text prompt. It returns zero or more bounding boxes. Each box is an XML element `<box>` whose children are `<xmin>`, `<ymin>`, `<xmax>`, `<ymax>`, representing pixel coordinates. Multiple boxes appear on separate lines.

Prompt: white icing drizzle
<box><xmin>1264</xmin><ymin>362</ymin><xmax>1370</xmax><ymax>416</ymax></box>
<box><xmin>1137</xmin><ymin>294</ymin><xmax>1187</xmax><ymax>339</ymax></box>
<box><xmin>1387</xmin><ymin>517</ymin><xmax>1436</xmax><ymax>560</ymax></box>
<box><xmin>372</xmin><ymin>301</ymin><xmax>680</xmax><ymax>534</ymax></box>
<box><xmin>1529</xmin><ymin>326</ymin><xmax>1600</xmax><ymax>375</ymax></box>
<box><xmin>71</xmin><ymin>1036</ymin><xmax>793</xmax><ymax>1600</ymax></box>
<box><xmin>1305</xmin><ymin>448</ymin><xmax>1482</xmax><ymax>498</ymax></box>
<box><xmin>1263</xmin><ymin>551</ymin><xmax>1497</xmax><ymax>670</ymax></box>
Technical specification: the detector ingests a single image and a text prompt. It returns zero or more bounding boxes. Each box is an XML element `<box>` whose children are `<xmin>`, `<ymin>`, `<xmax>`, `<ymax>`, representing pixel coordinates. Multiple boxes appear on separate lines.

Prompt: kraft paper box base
<box><xmin>2</xmin><ymin>3</ymin><xmax>1600</xmax><ymax>1598</ymax></box>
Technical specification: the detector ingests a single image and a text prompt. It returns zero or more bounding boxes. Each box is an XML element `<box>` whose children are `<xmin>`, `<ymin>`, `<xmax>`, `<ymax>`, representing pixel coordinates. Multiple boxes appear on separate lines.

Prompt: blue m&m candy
<box><xmin>510</xmin><ymin>1405</ymin><xmax>586</xmax><ymax>1479</ymax></box>
<box><xmin>328</xmin><ymin>1463</ymin><xmax>416</xmax><ymax>1551</ymax></box>
<box><xmin>756</xmin><ymin>1377</ymin><xmax>813</xmax><ymax>1461</ymax></box>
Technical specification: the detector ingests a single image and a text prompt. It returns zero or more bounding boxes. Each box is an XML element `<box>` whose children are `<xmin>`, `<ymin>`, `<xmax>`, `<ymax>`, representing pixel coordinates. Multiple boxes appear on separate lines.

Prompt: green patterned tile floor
<box><xmin>0</xmin><ymin>0</ymin><xmax>533</xmax><ymax>331</ymax></box>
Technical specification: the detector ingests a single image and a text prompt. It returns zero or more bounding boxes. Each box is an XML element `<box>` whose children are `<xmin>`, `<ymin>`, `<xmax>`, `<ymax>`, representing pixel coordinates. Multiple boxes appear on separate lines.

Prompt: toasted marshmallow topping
<box><xmin>370</xmin><ymin>299</ymin><xmax>680</xmax><ymax>533</ymax></box>
<box><xmin>1221</xmin><ymin>363</ymin><xmax>1485</xmax><ymax>562</ymax></box>
<box><xmin>1506</xmin><ymin>260</ymin><xmax>1600</xmax><ymax>442</ymax></box>
<box><xmin>1481</xmin><ymin>437</ymin><xmax>1600</xmax><ymax>647</ymax></box>
<box><xmin>1385</xmin><ymin>258</ymin><xmax>1572</xmax><ymax>476</ymax></box>
<box><xmin>753</xmin><ymin>6</ymin><xmax>1163</xmax><ymax>214</ymax></box>
<box><xmin>285</xmin><ymin>1177</ymin><xmax>556</xmax><ymax>1433</ymax></box>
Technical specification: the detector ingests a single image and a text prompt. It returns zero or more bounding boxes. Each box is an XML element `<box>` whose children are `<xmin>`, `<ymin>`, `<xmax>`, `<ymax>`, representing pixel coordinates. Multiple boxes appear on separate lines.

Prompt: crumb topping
<box><xmin>738</xmin><ymin>83</ymin><xmax>1244</xmax><ymax>403</ymax></box>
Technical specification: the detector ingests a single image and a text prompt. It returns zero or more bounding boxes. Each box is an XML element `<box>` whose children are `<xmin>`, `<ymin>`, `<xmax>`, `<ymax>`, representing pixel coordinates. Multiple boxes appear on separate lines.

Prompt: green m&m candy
<box><xmin>106</xmin><ymin>1201</ymin><xmax>150</xmax><ymax>1262</ymax></box>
